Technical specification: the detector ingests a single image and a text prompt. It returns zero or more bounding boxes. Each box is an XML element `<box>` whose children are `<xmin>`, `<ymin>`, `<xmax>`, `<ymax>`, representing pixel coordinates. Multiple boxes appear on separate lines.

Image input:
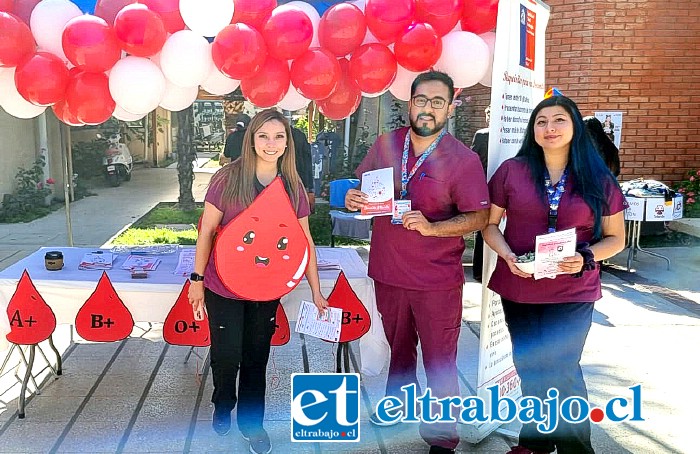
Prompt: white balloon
<box><xmin>478</xmin><ymin>32</ymin><xmax>496</xmax><ymax>87</ymax></box>
<box><xmin>30</xmin><ymin>0</ymin><xmax>82</xmax><ymax>63</ymax></box>
<box><xmin>179</xmin><ymin>0</ymin><xmax>235</xmax><ymax>38</ymax></box>
<box><xmin>160</xmin><ymin>30</ymin><xmax>213</xmax><ymax>87</ymax></box>
<box><xmin>0</xmin><ymin>68</ymin><xmax>46</xmax><ymax>119</ymax></box>
<box><xmin>113</xmin><ymin>105</ymin><xmax>147</xmax><ymax>121</ymax></box>
<box><xmin>277</xmin><ymin>83</ymin><xmax>310</xmax><ymax>111</ymax></box>
<box><xmin>434</xmin><ymin>32</ymin><xmax>490</xmax><ymax>89</ymax></box>
<box><xmin>286</xmin><ymin>1</ymin><xmax>321</xmax><ymax>47</ymax></box>
<box><xmin>159</xmin><ymin>81</ymin><xmax>199</xmax><ymax>112</ymax></box>
<box><xmin>201</xmin><ymin>62</ymin><xmax>240</xmax><ymax>96</ymax></box>
<box><xmin>109</xmin><ymin>56</ymin><xmax>166</xmax><ymax>115</ymax></box>
<box><xmin>389</xmin><ymin>65</ymin><xmax>420</xmax><ymax>101</ymax></box>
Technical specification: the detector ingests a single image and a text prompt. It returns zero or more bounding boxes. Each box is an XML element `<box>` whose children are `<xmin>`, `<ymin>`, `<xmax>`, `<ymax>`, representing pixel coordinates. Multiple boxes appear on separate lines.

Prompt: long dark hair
<box><xmin>583</xmin><ymin>116</ymin><xmax>621</xmax><ymax>176</ymax></box>
<box><xmin>516</xmin><ymin>95</ymin><xmax>618</xmax><ymax>239</ymax></box>
<box><xmin>211</xmin><ymin>109</ymin><xmax>302</xmax><ymax>209</ymax></box>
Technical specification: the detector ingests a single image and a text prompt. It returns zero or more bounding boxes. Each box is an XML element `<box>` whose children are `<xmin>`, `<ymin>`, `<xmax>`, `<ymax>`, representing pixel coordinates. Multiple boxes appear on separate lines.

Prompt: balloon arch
<box><xmin>0</xmin><ymin>0</ymin><xmax>498</xmax><ymax>124</ymax></box>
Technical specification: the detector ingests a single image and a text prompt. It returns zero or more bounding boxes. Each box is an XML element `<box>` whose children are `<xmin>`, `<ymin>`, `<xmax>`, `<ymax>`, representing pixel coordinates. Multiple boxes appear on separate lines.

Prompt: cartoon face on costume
<box><xmin>214</xmin><ymin>177</ymin><xmax>309</xmax><ymax>301</ymax></box>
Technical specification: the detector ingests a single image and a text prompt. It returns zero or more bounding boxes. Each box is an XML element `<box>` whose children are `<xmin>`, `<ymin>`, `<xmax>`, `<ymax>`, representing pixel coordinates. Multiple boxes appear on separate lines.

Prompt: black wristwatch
<box><xmin>190</xmin><ymin>272</ymin><xmax>205</xmax><ymax>282</ymax></box>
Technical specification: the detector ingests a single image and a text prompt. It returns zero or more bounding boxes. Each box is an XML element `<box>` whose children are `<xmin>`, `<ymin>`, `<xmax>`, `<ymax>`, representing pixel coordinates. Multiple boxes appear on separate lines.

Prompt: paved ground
<box><xmin>0</xmin><ymin>162</ymin><xmax>697</xmax><ymax>453</ymax></box>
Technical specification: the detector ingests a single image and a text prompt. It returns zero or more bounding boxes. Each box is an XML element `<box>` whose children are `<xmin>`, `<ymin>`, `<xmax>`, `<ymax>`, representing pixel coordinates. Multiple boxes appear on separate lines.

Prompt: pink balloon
<box><xmin>114</xmin><ymin>4</ymin><xmax>167</xmax><ymax>57</ymax></box>
<box><xmin>94</xmin><ymin>0</ymin><xmax>138</xmax><ymax>25</ymax></box>
<box><xmin>349</xmin><ymin>43</ymin><xmax>397</xmax><ymax>95</ymax></box>
<box><xmin>231</xmin><ymin>0</ymin><xmax>276</xmax><ymax>31</ymax></box>
<box><xmin>65</xmin><ymin>71</ymin><xmax>115</xmax><ymax>125</ymax></box>
<box><xmin>62</xmin><ymin>15</ymin><xmax>122</xmax><ymax>73</ymax></box>
<box><xmin>461</xmin><ymin>0</ymin><xmax>499</xmax><ymax>34</ymax></box>
<box><xmin>240</xmin><ymin>57</ymin><xmax>290</xmax><ymax>108</ymax></box>
<box><xmin>9</xmin><ymin>0</ymin><xmax>40</xmax><ymax>24</ymax></box>
<box><xmin>415</xmin><ymin>0</ymin><xmax>464</xmax><ymax>37</ymax></box>
<box><xmin>141</xmin><ymin>0</ymin><xmax>185</xmax><ymax>34</ymax></box>
<box><xmin>394</xmin><ymin>23</ymin><xmax>442</xmax><ymax>72</ymax></box>
<box><xmin>318</xmin><ymin>3</ymin><xmax>366</xmax><ymax>57</ymax></box>
<box><xmin>212</xmin><ymin>23</ymin><xmax>267</xmax><ymax>80</ymax></box>
<box><xmin>262</xmin><ymin>5</ymin><xmax>313</xmax><ymax>61</ymax></box>
<box><xmin>318</xmin><ymin>58</ymin><xmax>361</xmax><ymax>120</ymax></box>
<box><xmin>365</xmin><ymin>0</ymin><xmax>415</xmax><ymax>44</ymax></box>
<box><xmin>0</xmin><ymin>12</ymin><xmax>35</xmax><ymax>68</ymax></box>
<box><xmin>290</xmin><ymin>48</ymin><xmax>341</xmax><ymax>101</ymax></box>
<box><xmin>14</xmin><ymin>52</ymin><xmax>70</xmax><ymax>106</ymax></box>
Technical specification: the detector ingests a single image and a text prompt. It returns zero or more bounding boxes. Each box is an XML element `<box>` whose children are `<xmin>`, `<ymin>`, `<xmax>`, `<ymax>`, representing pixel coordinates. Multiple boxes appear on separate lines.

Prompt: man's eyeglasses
<box><xmin>411</xmin><ymin>96</ymin><xmax>448</xmax><ymax>109</ymax></box>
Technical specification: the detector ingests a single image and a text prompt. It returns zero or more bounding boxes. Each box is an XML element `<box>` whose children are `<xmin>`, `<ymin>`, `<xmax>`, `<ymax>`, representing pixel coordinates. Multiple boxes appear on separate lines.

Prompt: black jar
<box><xmin>45</xmin><ymin>251</ymin><xmax>64</xmax><ymax>271</ymax></box>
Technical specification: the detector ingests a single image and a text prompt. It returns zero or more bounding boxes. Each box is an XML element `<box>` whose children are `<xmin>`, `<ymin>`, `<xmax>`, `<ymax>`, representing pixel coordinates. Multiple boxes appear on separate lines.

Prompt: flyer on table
<box><xmin>360</xmin><ymin>167</ymin><xmax>394</xmax><ymax>217</ymax></box>
<box><xmin>534</xmin><ymin>228</ymin><xmax>577</xmax><ymax>280</ymax></box>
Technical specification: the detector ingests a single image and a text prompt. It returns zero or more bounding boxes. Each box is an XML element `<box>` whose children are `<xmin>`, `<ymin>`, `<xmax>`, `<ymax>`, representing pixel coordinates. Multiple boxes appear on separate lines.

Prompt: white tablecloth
<box><xmin>0</xmin><ymin>247</ymin><xmax>389</xmax><ymax>375</ymax></box>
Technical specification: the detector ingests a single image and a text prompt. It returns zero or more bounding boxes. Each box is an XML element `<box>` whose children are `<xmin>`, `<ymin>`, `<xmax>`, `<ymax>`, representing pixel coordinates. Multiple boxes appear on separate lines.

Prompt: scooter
<box><xmin>102</xmin><ymin>133</ymin><xmax>133</xmax><ymax>187</ymax></box>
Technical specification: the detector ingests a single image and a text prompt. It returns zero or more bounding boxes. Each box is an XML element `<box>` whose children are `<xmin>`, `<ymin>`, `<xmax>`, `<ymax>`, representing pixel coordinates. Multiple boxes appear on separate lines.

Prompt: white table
<box><xmin>0</xmin><ymin>246</ymin><xmax>388</xmax><ymax>372</ymax></box>
<box><xmin>624</xmin><ymin>195</ymin><xmax>684</xmax><ymax>270</ymax></box>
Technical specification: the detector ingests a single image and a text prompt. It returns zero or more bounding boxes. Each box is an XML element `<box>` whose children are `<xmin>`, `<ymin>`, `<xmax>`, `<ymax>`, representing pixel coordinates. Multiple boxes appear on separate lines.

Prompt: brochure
<box><xmin>173</xmin><ymin>249</ymin><xmax>196</xmax><ymax>276</ymax></box>
<box><xmin>120</xmin><ymin>255</ymin><xmax>162</xmax><ymax>272</ymax></box>
<box><xmin>294</xmin><ymin>300</ymin><xmax>342</xmax><ymax>343</ymax></box>
<box><xmin>360</xmin><ymin>167</ymin><xmax>394</xmax><ymax>217</ymax></box>
<box><xmin>78</xmin><ymin>251</ymin><xmax>114</xmax><ymax>270</ymax></box>
<box><xmin>534</xmin><ymin>228</ymin><xmax>577</xmax><ymax>280</ymax></box>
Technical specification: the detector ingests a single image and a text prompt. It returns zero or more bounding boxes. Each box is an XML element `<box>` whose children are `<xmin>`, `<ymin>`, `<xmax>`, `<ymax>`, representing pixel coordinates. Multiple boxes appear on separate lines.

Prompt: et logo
<box><xmin>290</xmin><ymin>373</ymin><xmax>360</xmax><ymax>442</ymax></box>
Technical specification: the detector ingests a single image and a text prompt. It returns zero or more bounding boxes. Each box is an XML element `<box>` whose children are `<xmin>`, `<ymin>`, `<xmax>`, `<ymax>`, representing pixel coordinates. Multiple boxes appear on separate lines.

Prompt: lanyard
<box><xmin>544</xmin><ymin>168</ymin><xmax>568</xmax><ymax>233</ymax></box>
<box><xmin>400</xmin><ymin>128</ymin><xmax>447</xmax><ymax>199</ymax></box>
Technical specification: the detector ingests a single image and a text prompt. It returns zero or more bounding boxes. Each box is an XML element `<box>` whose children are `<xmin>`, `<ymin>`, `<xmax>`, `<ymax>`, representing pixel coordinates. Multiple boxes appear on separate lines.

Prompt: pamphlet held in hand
<box><xmin>359</xmin><ymin>167</ymin><xmax>394</xmax><ymax>218</ymax></box>
<box><xmin>294</xmin><ymin>300</ymin><xmax>342</xmax><ymax>343</ymax></box>
<box><xmin>534</xmin><ymin>228</ymin><xmax>577</xmax><ymax>280</ymax></box>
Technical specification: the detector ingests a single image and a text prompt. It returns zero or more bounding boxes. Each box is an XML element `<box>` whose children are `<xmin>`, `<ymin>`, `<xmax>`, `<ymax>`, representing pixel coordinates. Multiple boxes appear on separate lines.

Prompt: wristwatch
<box><xmin>190</xmin><ymin>272</ymin><xmax>204</xmax><ymax>282</ymax></box>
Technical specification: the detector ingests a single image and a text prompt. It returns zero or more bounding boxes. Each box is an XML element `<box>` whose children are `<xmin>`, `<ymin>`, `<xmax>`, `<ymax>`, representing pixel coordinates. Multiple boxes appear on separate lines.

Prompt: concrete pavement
<box><xmin>0</xmin><ymin>162</ymin><xmax>698</xmax><ymax>453</ymax></box>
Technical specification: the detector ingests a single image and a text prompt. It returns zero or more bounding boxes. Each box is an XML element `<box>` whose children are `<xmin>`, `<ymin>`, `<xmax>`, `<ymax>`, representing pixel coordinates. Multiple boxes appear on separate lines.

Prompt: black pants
<box><xmin>205</xmin><ymin>289</ymin><xmax>279</xmax><ymax>435</ymax></box>
<box><xmin>501</xmin><ymin>299</ymin><xmax>595</xmax><ymax>454</ymax></box>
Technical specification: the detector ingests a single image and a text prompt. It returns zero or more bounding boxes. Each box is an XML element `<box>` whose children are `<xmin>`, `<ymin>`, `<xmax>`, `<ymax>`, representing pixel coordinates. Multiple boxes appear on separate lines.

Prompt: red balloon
<box><xmin>349</xmin><ymin>43</ymin><xmax>397</xmax><ymax>95</ymax></box>
<box><xmin>231</xmin><ymin>0</ymin><xmax>276</xmax><ymax>31</ymax></box>
<box><xmin>317</xmin><ymin>57</ymin><xmax>361</xmax><ymax>120</ymax></box>
<box><xmin>318</xmin><ymin>3</ymin><xmax>366</xmax><ymax>57</ymax></box>
<box><xmin>394</xmin><ymin>23</ymin><xmax>442</xmax><ymax>72</ymax></box>
<box><xmin>0</xmin><ymin>12</ymin><xmax>35</xmax><ymax>68</ymax></box>
<box><xmin>65</xmin><ymin>71</ymin><xmax>115</xmax><ymax>125</ymax></box>
<box><xmin>0</xmin><ymin>0</ymin><xmax>14</xmax><ymax>13</ymax></box>
<box><xmin>262</xmin><ymin>6</ymin><xmax>313</xmax><ymax>61</ymax></box>
<box><xmin>365</xmin><ymin>0</ymin><xmax>415</xmax><ymax>44</ymax></box>
<box><xmin>461</xmin><ymin>0</ymin><xmax>499</xmax><ymax>34</ymax></box>
<box><xmin>114</xmin><ymin>4</ymin><xmax>167</xmax><ymax>57</ymax></box>
<box><xmin>240</xmin><ymin>57</ymin><xmax>290</xmax><ymax>108</ymax></box>
<box><xmin>290</xmin><ymin>48</ymin><xmax>341</xmax><ymax>101</ymax></box>
<box><xmin>416</xmin><ymin>0</ymin><xmax>464</xmax><ymax>36</ymax></box>
<box><xmin>62</xmin><ymin>15</ymin><xmax>122</xmax><ymax>73</ymax></box>
<box><xmin>14</xmin><ymin>52</ymin><xmax>70</xmax><ymax>106</ymax></box>
<box><xmin>212</xmin><ymin>23</ymin><xmax>267</xmax><ymax>80</ymax></box>
<box><xmin>8</xmin><ymin>0</ymin><xmax>39</xmax><ymax>24</ymax></box>
<box><xmin>94</xmin><ymin>0</ymin><xmax>138</xmax><ymax>25</ymax></box>
<box><xmin>52</xmin><ymin>99</ymin><xmax>83</xmax><ymax>126</ymax></box>
<box><xmin>141</xmin><ymin>0</ymin><xmax>185</xmax><ymax>34</ymax></box>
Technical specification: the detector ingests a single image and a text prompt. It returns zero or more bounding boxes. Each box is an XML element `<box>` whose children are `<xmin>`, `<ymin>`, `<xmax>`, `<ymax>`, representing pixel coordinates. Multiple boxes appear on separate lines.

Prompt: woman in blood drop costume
<box><xmin>188</xmin><ymin>109</ymin><xmax>328</xmax><ymax>454</ymax></box>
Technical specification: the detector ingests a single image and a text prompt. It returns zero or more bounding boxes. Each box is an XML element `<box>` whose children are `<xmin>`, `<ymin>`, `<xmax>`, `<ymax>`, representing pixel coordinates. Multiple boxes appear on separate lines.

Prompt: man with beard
<box><xmin>345</xmin><ymin>71</ymin><xmax>490</xmax><ymax>454</ymax></box>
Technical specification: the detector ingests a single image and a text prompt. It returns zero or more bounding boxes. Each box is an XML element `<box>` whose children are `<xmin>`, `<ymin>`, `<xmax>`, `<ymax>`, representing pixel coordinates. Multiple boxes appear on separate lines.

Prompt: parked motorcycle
<box><xmin>101</xmin><ymin>133</ymin><xmax>133</xmax><ymax>187</ymax></box>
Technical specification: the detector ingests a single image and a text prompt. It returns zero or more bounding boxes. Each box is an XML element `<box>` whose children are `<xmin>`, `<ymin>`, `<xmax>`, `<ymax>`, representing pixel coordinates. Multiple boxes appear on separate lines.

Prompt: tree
<box><xmin>176</xmin><ymin>106</ymin><xmax>197</xmax><ymax>211</ymax></box>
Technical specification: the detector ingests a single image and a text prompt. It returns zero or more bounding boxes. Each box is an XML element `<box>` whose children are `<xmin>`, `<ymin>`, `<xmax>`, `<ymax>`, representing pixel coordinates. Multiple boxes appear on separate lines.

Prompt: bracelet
<box><xmin>573</xmin><ymin>242</ymin><xmax>597</xmax><ymax>278</ymax></box>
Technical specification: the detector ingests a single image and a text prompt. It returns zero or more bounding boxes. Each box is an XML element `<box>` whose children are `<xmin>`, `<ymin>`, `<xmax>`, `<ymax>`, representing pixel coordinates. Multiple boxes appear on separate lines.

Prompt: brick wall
<box><xmin>463</xmin><ymin>0</ymin><xmax>700</xmax><ymax>185</ymax></box>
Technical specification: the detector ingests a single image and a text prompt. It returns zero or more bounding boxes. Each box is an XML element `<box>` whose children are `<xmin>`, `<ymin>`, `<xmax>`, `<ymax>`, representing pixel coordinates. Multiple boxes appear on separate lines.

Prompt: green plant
<box><xmin>675</xmin><ymin>168</ymin><xmax>700</xmax><ymax>217</ymax></box>
<box><xmin>0</xmin><ymin>156</ymin><xmax>53</xmax><ymax>223</ymax></box>
<box><xmin>72</xmin><ymin>136</ymin><xmax>110</xmax><ymax>179</ymax></box>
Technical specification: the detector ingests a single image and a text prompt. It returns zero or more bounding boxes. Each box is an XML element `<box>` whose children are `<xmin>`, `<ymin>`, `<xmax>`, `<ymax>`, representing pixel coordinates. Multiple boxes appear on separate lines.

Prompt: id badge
<box><xmin>392</xmin><ymin>200</ymin><xmax>412</xmax><ymax>224</ymax></box>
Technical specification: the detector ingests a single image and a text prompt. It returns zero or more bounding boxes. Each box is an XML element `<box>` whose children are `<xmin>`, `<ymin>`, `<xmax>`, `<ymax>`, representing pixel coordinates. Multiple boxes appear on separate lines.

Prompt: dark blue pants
<box><xmin>501</xmin><ymin>299</ymin><xmax>596</xmax><ymax>454</ymax></box>
<box><xmin>205</xmin><ymin>289</ymin><xmax>279</xmax><ymax>435</ymax></box>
